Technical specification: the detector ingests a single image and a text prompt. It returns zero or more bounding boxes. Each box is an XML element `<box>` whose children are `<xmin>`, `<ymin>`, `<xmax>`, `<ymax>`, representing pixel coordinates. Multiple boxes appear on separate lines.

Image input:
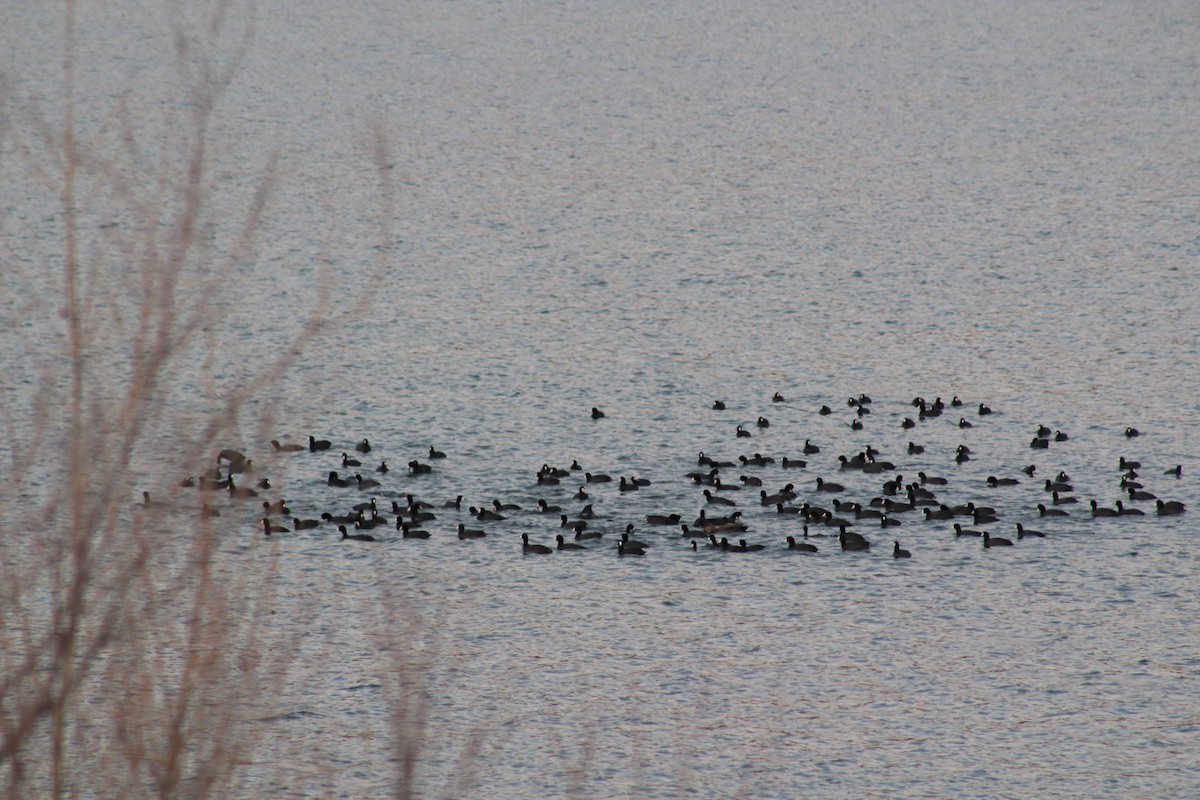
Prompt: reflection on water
<box><xmin>5</xmin><ymin>0</ymin><xmax>1200</xmax><ymax>797</ymax></box>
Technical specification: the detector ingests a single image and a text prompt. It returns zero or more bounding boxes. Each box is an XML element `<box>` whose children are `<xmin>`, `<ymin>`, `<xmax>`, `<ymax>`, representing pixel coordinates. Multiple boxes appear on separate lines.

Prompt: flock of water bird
<box><xmin>152</xmin><ymin>392</ymin><xmax>1189</xmax><ymax>560</ymax></box>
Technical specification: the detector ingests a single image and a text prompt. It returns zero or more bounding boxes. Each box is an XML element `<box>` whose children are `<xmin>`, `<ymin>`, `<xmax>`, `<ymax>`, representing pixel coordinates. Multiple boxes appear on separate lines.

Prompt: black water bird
<box><xmin>429</xmin><ymin>445</ymin><xmax>447</xmax><ymax>459</ymax></box>
<box><xmin>839</xmin><ymin>529</ymin><xmax>871</xmax><ymax>552</ymax></box>
<box><xmin>340</xmin><ymin>524</ymin><xmax>376</xmax><ymax>542</ymax></box>
<box><xmin>1156</xmin><ymin>500</ymin><xmax>1186</xmax><ymax>516</ymax></box>
<box><xmin>522</xmin><ymin>533</ymin><xmax>552</xmax><ymax>553</ymax></box>
<box><xmin>713</xmin><ymin>400</ymin><xmax>726</xmax><ymax>410</ymax></box>
<box><xmin>1015</xmin><ymin>523</ymin><xmax>1044</xmax><ymax>539</ymax></box>
<box><xmin>786</xmin><ymin>536</ymin><xmax>818</xmax><ymax>553</ymax></box>
<box><xmin>617</xmin><ymin>539</ymin><xmax>645</xmax><ymax>556</ymax></box>
<box><xmin>557</xmin><ymin>534</ymin><xmax>587</xmax><ymax>551</ymax></box>
<box><xmin>982</xmin><ymin>531</ymin><xmax>1013</xmax><ymax>548</ymax></box>
<box><xmin>893</xmin><ymin>541</ymin><xmax>912</xmax><ymax>559</ymax></box>
<box><xmin>591</xmin><ymin>407</ymin><xmax>605</xmax><ymax>419</ymax></box>
<box><xmin>458</xmin><ymin>523</ymin><xmax>486</xmax><ymax>539</ymax></box>
<box><xmin>309</xmin><ymin>436</ymin><xmax>332</xmax><ymax>452</ymax></box>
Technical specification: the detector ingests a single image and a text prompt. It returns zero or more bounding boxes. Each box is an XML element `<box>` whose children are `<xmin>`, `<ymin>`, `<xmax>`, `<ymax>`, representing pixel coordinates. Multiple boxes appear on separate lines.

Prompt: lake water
<box><xmin>4</xmin><ymin>1</ymin><xmax>1200</xmax><ymax>798</ymax></box>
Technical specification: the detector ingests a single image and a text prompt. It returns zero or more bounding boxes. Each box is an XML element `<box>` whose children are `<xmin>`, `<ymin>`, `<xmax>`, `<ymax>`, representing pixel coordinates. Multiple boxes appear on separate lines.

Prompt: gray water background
<box><xmin>4</xmin><ymin>1</ymin><xmax>1200</xmax><ymax>797</ymax></box>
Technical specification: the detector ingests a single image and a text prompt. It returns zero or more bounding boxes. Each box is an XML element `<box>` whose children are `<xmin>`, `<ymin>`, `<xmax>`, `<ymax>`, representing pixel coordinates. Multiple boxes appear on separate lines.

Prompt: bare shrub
<box><xmin>0</xmin><ymin>2</ymin><xmax>390</xmax><ymax>797</ymax></box>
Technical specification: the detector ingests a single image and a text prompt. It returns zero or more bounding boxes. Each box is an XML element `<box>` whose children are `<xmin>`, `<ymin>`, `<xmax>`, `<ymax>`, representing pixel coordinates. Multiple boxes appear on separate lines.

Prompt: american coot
<box><xmin>340</xmin><ymin>525</ymin><xmax>376</xmax><ymax>542</ymax></box>
<box><xmin>556</xmin><ymin>534</ymin><xmax>587</xmax><ymax>551</ymax></box>
<box><xmin>1156</xmin><ymin>500</ymin><xmax>1186</xmax><ymax>516</ymax></box>
<box><xmin>521</xmin><ymin>533</ymin><xmax>552</xmax><ymax>554</ymax></box>
<box><xmin>982</xmin><ymin>531</ymin><xmax>1013</xmax><ymax>548</ymax></box>
<box><xmin>1015</xmin><ymin>523</ymin><xmax>1044</xmax><ymax>539</ymax></box>
<box><xmin>786</xmin><ymin>536</ymin><xmax>818</xmax><ymax>553</ymax></box>
<box><xmin>892</xmin><ymin>541</ymin><xmax>912</xmax><ymax>559</ymax></box>
<box><xmin>457</xmin><ymin>523</ymin><xmax>486</xmax><ymax>539</ymax></box>
<box><xmin>617</xmin><ymin>539</ymin><xmax>645</xmax><ymax>556</ymax></box>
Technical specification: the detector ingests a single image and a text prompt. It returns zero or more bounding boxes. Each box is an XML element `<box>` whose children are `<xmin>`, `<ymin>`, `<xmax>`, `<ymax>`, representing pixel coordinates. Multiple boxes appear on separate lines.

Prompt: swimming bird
<box><xmin>400</xmin><ymin>522</ymin><xmax>431</xmax><ymax>539</ymax></box>
<box><xmin>409</xmin><ymin>460</ymin><xmax>432</xmax><ymax>474</ymax></box>
<box><xmin>428</xmin><ymin>445</ymin><xmax>447</xmax><ymax>459</ymax></box>
<box><xmin>328</xmin><ymin>471</ymin><xmax>352</xmax><ymax>488</ymax></box>
<box><xmin>262</xmin><ymin>498</ymin><xmax>290</xmax><ymax>515</ymax></box>
<box><xmin>773</xmin><ymin>392</ymin><xmax>786</xmax><ymax>402</ymax></box>
<box><xmin>538</xmin><ymin>499</ymin><xmax>563</xmax><ymax>514</ymax></box>
<box><xmin>262</xmin><ymin>518</ymin><xmax>288</xmax><ymax>536</ymax></box>
<box><xmin>1090</xmin><ymin>500</ymin><xmax>1119</xmax><ymax>517</ymax></box>
<box><xmin>377</xmin><ymin>460</ymin><xmax>389</xmax><ymax>474</ymax></box>
<box><xmin>342</xmin><ymin>453</ymin><xmax>362</xmax><ymax>468</ymax></box>
<box><xmin>987</xmin><ymin>476</ymin><xmax>1019</xmax><ymax>487</ymax></box>
<box><xmin>457</xmin><ymin>523</ymin><xmax>486</xmax><ymax>539</ymax></box>
<box><xmin>227</xmin><ymin>478</ymin><xmax>258</xmax><ymax>498</ymax></box>
<box><xmin>585</xmin><ymin>472</ymin><xmax>612</xmax><ymax>483</ymax></box>
<box><xmin>1115</xmin><ymin>501</ymin><xmax>1144</xmax><ymax>516</ymax></box>
<box><xmin>309</xmin><ymin>436</ymin><xmax>332</xmax><ymax>452</ymax></box>
<box><xmin>292</xmin><ymin>517</ymin><xmax>321</xmax><ymax>530</ymax></box>
<box><xmin>1038</xmin><ymin>504</ymin><xmax>1069</xmax><ymax>517</ymax></box>
<box><xmin>271</xmin><ymin>439</ymin><xmax>304</xmax><ymax>452</ymax></box>
<box><xmin>522</xmin><ymin>533</ymin><xmax>552</xmax><ymax>554</ymax></box>
<box><xmin>982</xmin><ymin>531</ymin><xmax>1013</xmax><ymax>548</ymax></box>
<box><xmin>340</xmin><ymin>525</ymin><xmax>376</xmax><ymax>542</ymax></box>
<box><xmin>736</xmin><ymin>425</ymin><xmax>752</xmax><ymax>438</ymax></box>
<box><xmin>705</xmin><ymin>489</ymin><xmax>736</xmax><ymax>507</ymax></box>
<box><xmin>1156</xmin><ymin>500</ymin><xmax>1186</xmax><ymax>516</ymax></box>
<box><xmin>953</xmin><ymin>523</ymin><xmax>982</xmax><ymax>538</ymax></box>
<box><xmin>839</xmin><ymin>529</ymin><xmax>871</xmax><ymax>551</ymax></box>
<box><xmin>816</xmin><ymin>477</ymin><xmax>844</xmax><ymax>493</ymax></box>
<box><xmin>893</xmin><ymin>541</ymin><xmax>912</xmax><ymax>559</ymax></box>
<box><xmin>621</xmin><ymin>529</ymin><xmax>650</xmax><ymax>550</ymax></box>
<box><xmin>472</xmin><ymin>507</ymin><xmax>506</xmax><ymax>522</ymax></box>
<box><xmin>591</xmin><ymin>407</ymin><xmax>606</xmax><ymax>419</ymax></box>
<box><xmin>978</xmin><ymin>403</ymin><xmax>993</xmax><ymax>416</ymax></box>
<box><xmin>617</xmin><ymin>539</ymin><xmax>645</xmax><ymax>556</ymax></box>
<box><xmin>756</xmin><ymin>416</ymin><xmax>770</xmax><ymax>428</ymax></box>
<box><xmin>786</xmin><ymin>536</ymin><xmax>818</xmax><ymax>553</ymax></box>
<box><xmin>713</xmin><ymin>400</ymin><xmax>726</xmax><ymax>410</ymax></box>
<box><xmin>1015</xmin><ymin>523</ymin><xmax>1044</xmax><ymax>539</ymax></box>
<box><xmin>557</xmin><ymin>534</ymin><xmax>587</xmax><ymax>550</ymax></box>
<box><xmin>1125</xmin><ymin>427</ymin><xmax>1140</xmax><ymax>438</ymax></box>
<box><xmin>355</xmin><ymin>439</ymin><xmax>371</xmax><ymax>453</ymax></box>
<box><xmin>355</xmin><ymin>474</ymin><xmax>381</xmax><ymax>490</ymax></box>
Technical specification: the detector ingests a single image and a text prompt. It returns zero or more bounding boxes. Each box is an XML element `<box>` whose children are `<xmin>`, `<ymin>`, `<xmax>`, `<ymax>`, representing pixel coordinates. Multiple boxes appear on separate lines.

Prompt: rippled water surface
<box><xmin>5</xmin><ymin>1</ymin><xmax>1200</xmax><ymax>797</ymax></box>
